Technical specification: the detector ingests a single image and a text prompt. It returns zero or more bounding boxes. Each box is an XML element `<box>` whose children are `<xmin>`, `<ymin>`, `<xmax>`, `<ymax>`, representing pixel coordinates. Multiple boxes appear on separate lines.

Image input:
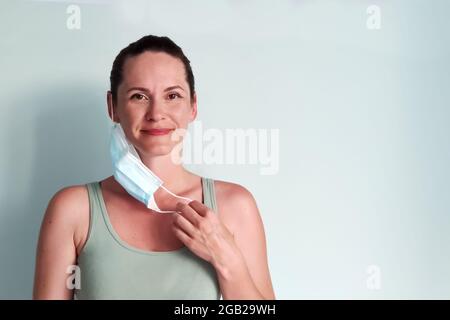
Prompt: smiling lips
<box><xmin>140</xmin><ymin>128</ymin><xmax>174</xmax><ymax>136</ymax></box>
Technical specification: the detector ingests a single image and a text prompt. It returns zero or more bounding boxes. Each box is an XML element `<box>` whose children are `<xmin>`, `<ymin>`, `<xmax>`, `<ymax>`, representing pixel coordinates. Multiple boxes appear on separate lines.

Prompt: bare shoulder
<box><xmin>213</xmin><ymin>180</ymin><xmax>259</xmax><ymax>234</ymax></box>
<box><xmin>42</xmin><ymin>184</ymin><xmax>89</xmax><ymax>251</ymax></box>
<box><xmin>45</xmin><ymin>185</ymin><xmax>88</xmax><ymax>222</ymax></box>
<box><xmin>214</xmin><ymin>180</ymin><xmax>256</xmax><ymax>206</ymax></box>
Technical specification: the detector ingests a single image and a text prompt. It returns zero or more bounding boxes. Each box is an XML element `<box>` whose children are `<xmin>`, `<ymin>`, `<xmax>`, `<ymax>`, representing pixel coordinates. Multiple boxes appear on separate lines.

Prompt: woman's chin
<box><xmin>137</xmin><ymin>145</ymin><xmax>175</xmax><ymax>157</ymax></box>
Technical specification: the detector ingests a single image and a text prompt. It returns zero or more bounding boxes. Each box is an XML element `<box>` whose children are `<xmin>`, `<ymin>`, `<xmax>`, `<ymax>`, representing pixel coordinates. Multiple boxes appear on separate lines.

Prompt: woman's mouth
<box><xmin>140</xmin><ymin>129</ymin><xmax>174</xmax><ymax>136</ymax></box>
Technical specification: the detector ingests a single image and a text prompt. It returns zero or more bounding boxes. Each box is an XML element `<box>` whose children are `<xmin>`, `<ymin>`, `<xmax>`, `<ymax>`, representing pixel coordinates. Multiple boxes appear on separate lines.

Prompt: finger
<box><xmin>176</xmin><ymin>202</ymin><xmax>201</xmax><ymax>226</ymax></box>
<box><xmin>173</xmin><ymin>213</ymin><xmax>198</xmax><ymax>238</ymax></box>
<box><xmin>187</xmin><ymin>200</ymin><xmax>211</xmax><ymax>217</ymax></box>
<box><xmin>172</xmin><ymin>223</ymin><xmax>193</xmax><ymax>247</ymax></box>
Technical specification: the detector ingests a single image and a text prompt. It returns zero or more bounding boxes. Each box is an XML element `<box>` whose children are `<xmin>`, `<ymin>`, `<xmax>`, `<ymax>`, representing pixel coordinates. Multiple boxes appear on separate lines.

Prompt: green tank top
<box><xmin>75</xmin><ymin>177</ymin><xmax>221</xmax><ymax>300</ymax></box>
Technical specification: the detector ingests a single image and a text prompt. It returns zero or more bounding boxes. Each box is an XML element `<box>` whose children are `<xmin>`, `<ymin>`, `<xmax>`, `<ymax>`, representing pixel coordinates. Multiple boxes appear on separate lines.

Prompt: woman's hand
<box><xmin>172</xmin><ymin>200</ymin><xmax>246</xmax><ymax>278</ymax></box>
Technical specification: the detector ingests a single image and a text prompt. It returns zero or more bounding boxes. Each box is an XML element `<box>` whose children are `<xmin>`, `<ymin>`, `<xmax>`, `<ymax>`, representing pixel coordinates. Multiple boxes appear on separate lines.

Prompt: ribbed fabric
<box><xmin>75</xmin><ymin>177</ymin><xmax>221</xmax><ymax>300</ymax></box>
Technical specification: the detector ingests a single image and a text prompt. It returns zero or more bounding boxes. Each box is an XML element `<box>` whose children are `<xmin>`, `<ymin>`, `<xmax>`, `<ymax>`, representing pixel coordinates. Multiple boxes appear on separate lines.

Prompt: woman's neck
<box><xmin>134</xmin><ymin>150</ymin><xmax>198</xmax><ymax>197</ymax></box>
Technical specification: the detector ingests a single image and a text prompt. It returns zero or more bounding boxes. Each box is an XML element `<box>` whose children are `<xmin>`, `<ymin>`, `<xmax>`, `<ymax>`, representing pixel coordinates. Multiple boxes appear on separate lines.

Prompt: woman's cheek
<box><xmin>170</xmin><ymin>104</ymin><xmax>191</xmax><ymax>118</ymax></box>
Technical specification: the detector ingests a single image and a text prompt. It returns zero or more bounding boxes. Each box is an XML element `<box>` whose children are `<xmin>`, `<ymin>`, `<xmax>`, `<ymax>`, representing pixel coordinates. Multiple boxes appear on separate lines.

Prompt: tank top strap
<box><xmin>82</xmin><ymin>182</ymin><xmax>111</xmax><ymax>251</ymax></box>
<box><xmin>201</xmin><ymin>177</ymin><xmax>218</xmax><ymax>214</ymax></box>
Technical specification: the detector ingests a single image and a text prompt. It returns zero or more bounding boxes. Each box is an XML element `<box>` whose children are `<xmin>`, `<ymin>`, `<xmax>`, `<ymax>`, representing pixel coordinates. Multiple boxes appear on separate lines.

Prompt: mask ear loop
<box><xmin>148</xmin><ymin>186</ymin><xmax>193</xmax><ymax>214</ymax></box>
<box><xmin>147</xmin><ymin>195</ymin><xmax>177</xmax><ymax>214</ymax></box>
<box><xmin>160</xmin><ymin>185</ymin><xmax>193</xmax><ymax>203</ymax></box>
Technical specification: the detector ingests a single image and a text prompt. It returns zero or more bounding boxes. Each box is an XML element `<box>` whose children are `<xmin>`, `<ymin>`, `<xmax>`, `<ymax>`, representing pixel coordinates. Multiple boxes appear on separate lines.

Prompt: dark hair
<box><xmin>109</xmin><ymin>35</ymin><xmax>195</xmax><ymax>104</ymax></box>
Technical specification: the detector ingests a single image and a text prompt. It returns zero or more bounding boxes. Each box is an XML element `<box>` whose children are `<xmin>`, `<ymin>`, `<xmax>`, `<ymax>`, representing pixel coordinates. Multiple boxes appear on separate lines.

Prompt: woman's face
<box><xmin>107</xmin><ymin>51</ymin><xmax>197</xmax><ymax>157</ymax></box>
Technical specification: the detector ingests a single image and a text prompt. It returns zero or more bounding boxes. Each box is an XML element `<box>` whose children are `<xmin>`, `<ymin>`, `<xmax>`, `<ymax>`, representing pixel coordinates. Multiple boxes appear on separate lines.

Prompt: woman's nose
<box><xmin>145</xmin><ymin>99</ymin><xmax>166</xmax><ymax>121</ymax></box>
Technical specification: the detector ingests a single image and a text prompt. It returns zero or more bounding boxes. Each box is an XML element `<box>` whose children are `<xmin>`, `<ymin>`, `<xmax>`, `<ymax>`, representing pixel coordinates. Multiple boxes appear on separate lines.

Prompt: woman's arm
<box><xmin>33</xmin><ymin>187</ymin><xmax>83</xmax><ymax>300</ymax></box>
<box><xmin>214</xmin><ymin>183</ymin><xmax>275</xmax><ymax>300</ymax></box>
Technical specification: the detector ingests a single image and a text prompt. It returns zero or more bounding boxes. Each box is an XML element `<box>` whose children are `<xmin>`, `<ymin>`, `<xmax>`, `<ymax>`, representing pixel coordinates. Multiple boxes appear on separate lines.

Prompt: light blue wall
<box><xmin>0</xmin><ymin>0</ymin><xmax>449</xmax><ymax>299</ymax></box>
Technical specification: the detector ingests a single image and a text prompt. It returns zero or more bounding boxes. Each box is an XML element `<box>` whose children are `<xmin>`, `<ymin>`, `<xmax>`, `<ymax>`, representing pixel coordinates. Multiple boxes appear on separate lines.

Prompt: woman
<box><xmin>33</xmin><ymin>35</ymin><xmax>275</xmax><ymax>300</ymax></box>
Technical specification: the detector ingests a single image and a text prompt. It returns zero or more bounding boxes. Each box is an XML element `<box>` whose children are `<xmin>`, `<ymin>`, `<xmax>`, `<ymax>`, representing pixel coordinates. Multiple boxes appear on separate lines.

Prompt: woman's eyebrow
<box><xmin>164</xmin><ymin>85</ymin><xmax>185</xmax><ymax>92</ymax></box>
<box><xmin>126</xmin><ymin>86</ymin><xmax>184</xmax><ymax>93</ymax></box>
<box><xmin>126</xmin><ymin>87</ymin><xmax>150</xmax><ymax>93</ymax></box>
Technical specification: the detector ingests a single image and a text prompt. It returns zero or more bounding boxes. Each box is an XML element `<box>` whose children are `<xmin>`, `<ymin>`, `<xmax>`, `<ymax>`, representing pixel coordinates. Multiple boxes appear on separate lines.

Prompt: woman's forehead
<box><xmin>121</xmin><ymin>52</ymin><xmax>187</xmax><ymax>89</ymax></box>
<box><xmin>124</xmin><ymin>52</ymin><xmax>185</xmax><ymax>76</ymax></box>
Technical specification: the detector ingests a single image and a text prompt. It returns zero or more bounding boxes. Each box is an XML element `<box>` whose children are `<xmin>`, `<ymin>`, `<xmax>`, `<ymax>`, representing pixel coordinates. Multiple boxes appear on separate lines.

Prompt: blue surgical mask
<box><xmin>109</xmin><ymin>122</ymin><xmax>192</xmax><ymax>213</ymax></box>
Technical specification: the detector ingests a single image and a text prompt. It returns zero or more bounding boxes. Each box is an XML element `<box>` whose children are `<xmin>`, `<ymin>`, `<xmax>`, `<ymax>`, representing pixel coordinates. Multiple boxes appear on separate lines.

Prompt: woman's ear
<box><xmin>189</xmin><ymin>92</ymin><xmax>198</xmax><ymax>122</ymax></box>
<box><xmin>107</xmin><ymin>91</ymin><xmax>119</xmax><ymax>123</ymax></box>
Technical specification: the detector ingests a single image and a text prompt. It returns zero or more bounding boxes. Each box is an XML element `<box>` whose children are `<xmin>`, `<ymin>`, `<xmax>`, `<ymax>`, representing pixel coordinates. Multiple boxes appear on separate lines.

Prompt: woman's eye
<box><xmin>168</xmin><ymin>93</ymin><xmax>181</xmax><ymax>100</ymax></box>
<box><xmin>131</xmin><ymin>93</ymin><xmax>148</xmax><ymax>101</ymax></box>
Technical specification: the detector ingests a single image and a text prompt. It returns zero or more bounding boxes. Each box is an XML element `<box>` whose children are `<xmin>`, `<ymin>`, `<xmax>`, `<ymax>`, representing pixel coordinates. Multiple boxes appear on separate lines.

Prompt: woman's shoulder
<box><xmin>47</xmin><ymin>183</ymin><xmax>89</xmax><ymax>216</ymax></box>
<box><xmin>211</xmin><ymin>179</ymin><xmax>259</xmax><ymax>223</ymax></box>
<box><xmin>44</xmin><ymin>183</ymin><xmax>90</xmax><ymax>228</ymax></box>
<box><xmin>43</xmin><ymin>183</ymin><xmax>91</xmax><ymax>249</ymax></box>
<box><xmin>213</xmin><ymin>179</ymin><xmax>255</xmax><ymax>201</ymax></box>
